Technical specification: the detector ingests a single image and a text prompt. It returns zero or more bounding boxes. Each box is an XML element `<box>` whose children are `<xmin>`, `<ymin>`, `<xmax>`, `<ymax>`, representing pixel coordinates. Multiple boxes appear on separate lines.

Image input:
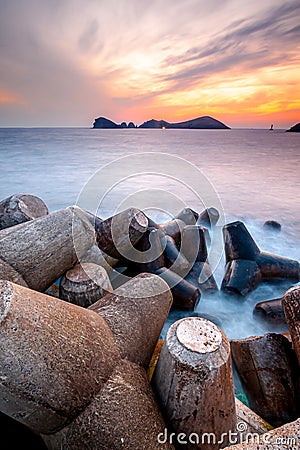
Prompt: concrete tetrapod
<box><xmin>282</xmin><ymin>285</ymin><xmax>300</xmax><ymax>364</ymax></box>
<box><xmin>198</xmin><ymin>207</ymin><xmax>220</xmax><ymax>228</ymax></box>
<box><xmin>253</xmin><ymin>297</ymin><xmax>285</xmax><ymax>324</ymax></box>
<box><xmin>94</xmin><ymin>207</ymin><xmax>148</xmax><ymax>259</ymax></box>
<box><xmin>186</xmin><ymin>261</ymin><xmax>218</xmax><ymax>293</ymax></box>
<box><xmin>235</xmin><ymin>398</ymin><xmax>273</xmax><ymax>436</ymax></box>
<box><xmin>160</xmin><ymin>234</ymin><xmax>190</xmax><ymax>276</ymax></box>
<box><xmin>0</xmin><ymin>258</ymin><xmax>28</xmax><ymax>287</ymax></box>
<box><xmin>128</xmin><ymin>227</ymin><xmax>165</xmax><ymax>274</ymax></box>
<box><xmin>0</xmin><ymin>274</ymin><xmax>173</xmax><ymax>449</ymax></box>
<box><xmin>45</xmin><ymin>272</ymin><xmax>174</xmax><ymax>449</ymax></box>
<box><xmin>222</xmin><ymin>260</ymin><xmax>262</xmax><ymax>296</ymax></box>
<box><xmin>130</xmin><ymin>214</ymin><xmax>194</xmax><ymax>277</ymax></box>
<box><xmin>59</xmin><ymin>262</ymin><xmax>113</xmax><ymax>307</ymax></box>
<box><xmin>145</xmin><ymin>207</ymin><xmax>198</xmax><ymax>249</ymax></box>
<box><xmin>181</xmin><ymin>225</ymin><xmax>208</xmax><ymax>263</ymax></box>
<box><xmin>79</xmin><ymin>211</ymin><xmax>120</xmax><ymax>269</ymax></box>
<box><xmin>0</xmin><ymin>206</ymin><xmax>95</xmax><ymax>291</ymax></box>
<box><xmin>43</xmin><ymin>359</ymin><xmax>173</xmax><ymax>450</ymax></box>
<box><xmin>153</xmin><ymin>317</ymin><xmax>236</xmax><ymax>450</ymax></box>
<box><xmin>160</xmin><ymin>219</ymin><xmax>186</xmax><ymax>245</ymax></box>
<box><xmin>80</xmin><ymin>243</ymin><xmax>119</xmax><ymax>270</ymax></box>
<box><xmin>0</xmin><ymin>221</ymin><xmax>29</xmax><ymax>239</ymax></box>
<box><xmin>0</xmin><ymin>280</ymin><xmax>120</xmax><ymax>435</ymax></box>
<box><xmin>156</xmin><ymin>267</ymin><xmax>201</xmax><ymax>310</ymax></box>
<box><xmin>0</xmin><ymin>193</ymin><xmax>49</xmax><ymax>230</ymax></box>
<box><xmin>231</xmin><ymin>333</ymin><xmax>298</xmax><ymax>427</ymax></box>
<box><xmin>221</xmin><ymin>221</ymin><xmax>299</xmax><ymax>296</ymax></box>
<box><xmin>89</xmin><ymin>272</ymin><xmax>173</xmax><ymax>368</ymax></box>
<box><xmin>174</xmin><ymin>207</ymin><xmax>199</xmax><ymax>225</ymax></box>
<box><xmin>181</xmin><ymin>225</ymin><xmax>218</xmax><ymax>293</ymax></box>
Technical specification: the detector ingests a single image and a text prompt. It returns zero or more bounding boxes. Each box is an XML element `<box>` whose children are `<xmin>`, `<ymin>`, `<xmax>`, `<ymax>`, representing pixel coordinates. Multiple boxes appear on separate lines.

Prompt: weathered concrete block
<box><xmin>253</xmin><ymin>297</ymin><xmax>285</xmax><ymax>324</ymax></box>
<box><xmin>129</xmin><ymin>228</ymin><xmax>165</xmax><ymax>273</ymax></box>
<box><xmin>43</xmin><ymin>360</ymin><xmax>174</xmax><ymax>450</ymax></box>
<box><xmin>0</xmin><ymin>273</ymin><xmax>173</xmax><ymax>448</ymax></box>
<box><xmin>181</xmin><ymin>225</ymin><xmax>208</xmax><ymax>263</ymax></box>
<box><xmin>282</xmin><ymin>285</ymin><xmax>300</xmax><ymax>365</ymax></box>
<box><xmin>80</xmin><ymin>244</ymin><xmax>118</xmax><ymax>269</ymax></box>
<box><xmin>89</xmin><ymin>273</ymin><xmax>173</xmax><ymax>367</ymax></box>
<box><xmin>160</xmin><ymin>219</ymin><xmax>186</xmax><ymax>245</ymax></box>
<box><xmin>175</xmin><ymin>207</ymin><xmax>199</xmax><ymax>225</ymax></box>
<box><xmin>0</xmin><ymin>193</ymin><xmax>49</xmax><ymax>230</ymax></box>
<box><xmin>0</xmin><ymin>280</ymin><xmax>120</xmax><ymax>434</ymax></box>
<box><xmin>0</xmin><ymin>206</ymin><xmax>95</xmax><ymax>291</ymax></box>
<box><xmin>231</xmin><ymin>333</ymin><xmax>298</xmax><ymax>427</ymax></box>
<box><xmin>60</xmin><ymin>262</ymin><xmax>112</xmax><ymax>307</ymax></box>
<box><xmin>156</xmin><ymin>267</ymin><xmax>201</xmax><ymax>310</ymax></box>
<box><xmin>186</xmin><ymin>261</ymin><xmax>218</xmax><ymax>294</ymax></box>
<box><xmin>222</xmin><ymin>260</ymin><xmax>261</xmax><ymax>296</ymax></box>
<box><xmin>222</xmin><ymin>221</ymin><xmax>299</xmax><ymax>296</ymax></box>
<box><xmin>0</xmin><ymin>258</ymin><xmax>28</xmax><ymax>287</ymax></box>
<box><xmin>198</xmin><ymin>207</ymin><xmax>220</xmax><ymax>227</ymax></box>
<box><xmin>161</xmin><ymin>233</ymin><xmax>190</xmax><ymax>276</ymax></box>
<box><xmin>181</xmin><ymin>225</ymin><xmax>218</xmax><ymax>293</ymax></box>
<box><xmin>153</xmin><ymin>317</ymin><xmax>236</xmax><ymax>449</ymax></box>
<box><xmin>235</xmin><ymin>398</ymin><xmax>273</xmax><ymax>436</ymax></box>
<box><xmin>94</xmin><ymin>208</ymin><xmax>148</xmax><ymax>259</ymax></box>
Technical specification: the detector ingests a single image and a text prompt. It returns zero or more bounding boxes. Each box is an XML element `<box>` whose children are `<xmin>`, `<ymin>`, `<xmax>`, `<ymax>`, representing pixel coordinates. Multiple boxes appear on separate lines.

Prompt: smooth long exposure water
<box><xmin>0</xmin><ymin>127</ymin><xmax>299</xmax><ymax>344</ymax></box>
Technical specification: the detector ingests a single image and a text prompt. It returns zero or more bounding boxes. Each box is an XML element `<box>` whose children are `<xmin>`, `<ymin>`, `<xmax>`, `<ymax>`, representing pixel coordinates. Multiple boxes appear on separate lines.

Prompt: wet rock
<box><xmin>263</xmin><ymin>220</ymin><xmax>281</xmax><ymax>232</ymax></box>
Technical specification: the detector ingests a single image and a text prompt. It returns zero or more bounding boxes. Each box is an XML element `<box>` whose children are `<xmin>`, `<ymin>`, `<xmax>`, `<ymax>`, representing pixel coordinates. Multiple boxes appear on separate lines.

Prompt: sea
<box><xmin>0</xmin><ymin>127</ymin><xmax>299</xmax><ymax>346</ymax></box>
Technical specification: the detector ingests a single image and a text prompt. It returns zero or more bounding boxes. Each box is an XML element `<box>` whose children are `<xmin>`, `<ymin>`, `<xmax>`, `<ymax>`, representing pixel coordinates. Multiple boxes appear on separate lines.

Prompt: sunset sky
<box><xmin>1</xmin><ymin>0</ymin><xmax>300</xmax><ymax>128</ymax></box>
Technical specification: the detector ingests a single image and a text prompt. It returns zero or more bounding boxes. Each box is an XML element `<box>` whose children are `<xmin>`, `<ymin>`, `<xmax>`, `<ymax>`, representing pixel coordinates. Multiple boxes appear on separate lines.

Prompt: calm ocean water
<box><xmin>0</xmin><ymin>127</ymin><xmax>299</xmax><ymax>342</ymax></box>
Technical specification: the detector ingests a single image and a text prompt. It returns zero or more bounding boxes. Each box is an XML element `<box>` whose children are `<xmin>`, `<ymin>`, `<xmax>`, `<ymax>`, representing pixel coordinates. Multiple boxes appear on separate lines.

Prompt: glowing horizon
<box><xmin>0</xmin><ymin>0</ymin><xmax>299</xmax><ymax>128</ymax></box>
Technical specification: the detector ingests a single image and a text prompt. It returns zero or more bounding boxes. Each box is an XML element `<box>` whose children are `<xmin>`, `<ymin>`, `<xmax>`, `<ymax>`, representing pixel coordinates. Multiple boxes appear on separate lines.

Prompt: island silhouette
<box><xmin>286</xmin><ymin>122</ymin><xmax>300</xmax><ymax>132</ymax></box>
<box><xmin>93</xmin><ymin>115</ymin><xmax>230</xmax><ymax>129</ymax></box>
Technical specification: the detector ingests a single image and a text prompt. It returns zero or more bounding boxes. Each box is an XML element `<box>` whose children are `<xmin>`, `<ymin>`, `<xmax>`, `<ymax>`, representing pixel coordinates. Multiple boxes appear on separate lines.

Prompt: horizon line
<box><xmin>0</xmin><ymin>125</ymin><xmax>292</xmax><ymax>130</ymax></box>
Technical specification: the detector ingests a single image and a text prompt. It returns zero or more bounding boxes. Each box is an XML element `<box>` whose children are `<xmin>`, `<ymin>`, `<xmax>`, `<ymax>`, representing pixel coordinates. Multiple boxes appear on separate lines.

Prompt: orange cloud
<box><xmin>117</xmin><ymin>59</ymin><xmax>300</xmax><ymax>128</ymax></box>
<box><xmin>1</xmin><ymin>0</ymin><xmax>300</xmax><ymax>127</ymax></box>
<box><xmin>0</xmin><ymin>89</ymin><xmax>24</xmax><ymax>106</ymax></box>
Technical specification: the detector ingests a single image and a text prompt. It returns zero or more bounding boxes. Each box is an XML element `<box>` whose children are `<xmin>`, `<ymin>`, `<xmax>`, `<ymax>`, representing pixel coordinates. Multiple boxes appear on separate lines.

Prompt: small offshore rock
<box><xmin>263</xmin><ymin>220</ymin><xmax>281</xmax><ymax>232</ymax></box>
